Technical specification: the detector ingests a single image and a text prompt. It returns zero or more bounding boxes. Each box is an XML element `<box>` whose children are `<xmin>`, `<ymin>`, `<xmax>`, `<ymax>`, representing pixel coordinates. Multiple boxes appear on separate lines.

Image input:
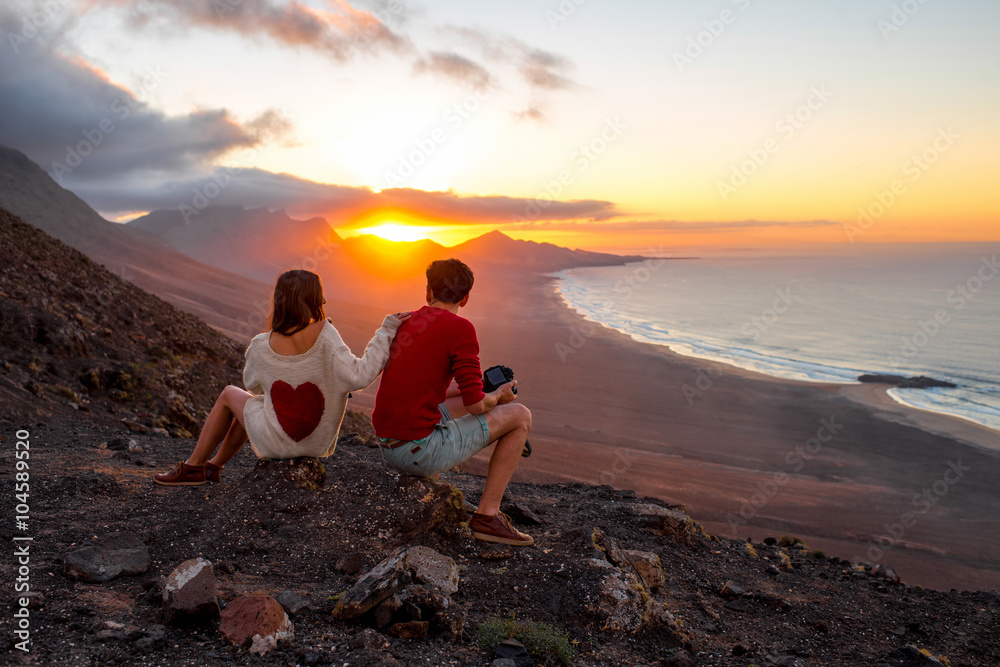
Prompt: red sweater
<box><xmin>372</xmin><ymin>305</ymin><xmax>486</xmax><ymax>440</ymax></box>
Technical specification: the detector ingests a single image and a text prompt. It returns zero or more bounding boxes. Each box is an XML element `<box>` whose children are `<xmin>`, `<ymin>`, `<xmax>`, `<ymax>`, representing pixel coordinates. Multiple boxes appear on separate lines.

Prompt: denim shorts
<box><xmin>379</xmin><ymin>402</ymin><xmax>491</xmax><ymax>477</ymax></box>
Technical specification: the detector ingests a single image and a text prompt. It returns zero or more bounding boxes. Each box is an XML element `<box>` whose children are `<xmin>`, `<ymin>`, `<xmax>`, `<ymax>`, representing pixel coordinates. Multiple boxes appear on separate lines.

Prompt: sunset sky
<box><xmin>1</xmin><ymin>0</ymin><xmax>998</xmax><ymax>252</ymax></box>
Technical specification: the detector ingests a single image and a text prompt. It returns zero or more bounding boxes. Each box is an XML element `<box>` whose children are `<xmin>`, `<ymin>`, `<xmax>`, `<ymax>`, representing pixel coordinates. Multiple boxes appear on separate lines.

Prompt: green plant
<box><xmin>476</xmin><ymin>613</ymin><xmax>576</xmax><ymax>666</ymax></box>
<box><xmin>811</xmin><ymin>549</ymin><xmax>826</xmax><ymax>559</ymax></box>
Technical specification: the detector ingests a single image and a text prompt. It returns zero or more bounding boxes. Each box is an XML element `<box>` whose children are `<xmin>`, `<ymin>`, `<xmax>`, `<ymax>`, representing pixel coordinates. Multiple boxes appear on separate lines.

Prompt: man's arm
<box><xmin>464</xmin><ymin>381</ymin><xmax>517</xmax><ymax>416</ymax></box>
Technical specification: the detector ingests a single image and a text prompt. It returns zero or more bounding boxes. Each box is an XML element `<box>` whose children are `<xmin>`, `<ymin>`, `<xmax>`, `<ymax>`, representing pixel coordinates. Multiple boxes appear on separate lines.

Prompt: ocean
<box><xmin>555</xmin><ymin>244</ymin><xmax>1000</xmax><ymax>434</ymax></box>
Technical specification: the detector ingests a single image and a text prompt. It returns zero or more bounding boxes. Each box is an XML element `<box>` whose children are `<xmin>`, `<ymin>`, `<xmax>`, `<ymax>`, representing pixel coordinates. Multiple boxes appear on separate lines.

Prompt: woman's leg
<box><xmin>208</xmin><ymin>418</ymin><xmax>249</xmax><ymax>468</ymax></box>
<box><xmin>185</xmin><ymin>385</ymin><xmax>253</xmax><ymax>466</ymax></box>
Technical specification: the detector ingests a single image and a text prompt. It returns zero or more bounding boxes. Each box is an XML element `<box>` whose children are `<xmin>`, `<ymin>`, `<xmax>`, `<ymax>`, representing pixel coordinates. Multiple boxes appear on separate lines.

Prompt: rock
<box><xmin>374</xmin><ymin>595</ymin><xmax>403</xmax><ymax>628</ymax></box>
<box><xmin>632</xmin><ymin>503</ymin><xmax>706</xmax><ymax>545</ymax></box>
<box><xmin>349</xmin><ymin>628</ymin><xmax>390</xmax><ymax>651</ymax></box>
<box><xmin>122</xmin><ymin>418</ymin><xmax>150</xmax><ymax>433</ymax></box>
<box><xmin>275</xmin><ymin>590</ymin><xmax>308</xmax><ymax>615</ymax></box>
<box><xmin>858</xmin><ymin>374</ymin><xmax>956</xmax><ymax>389</ymax></box>
<box><xmin>664</xmin><ymin>650</ymin><xmax>696</xmax><ymax>667</ymax></box>
<box><xmin>874</xmin><ymin>564</ymin><xmax>901</xmax><ymax>583</ymax></box>
<box><xmin>587</xmin><ymin>558</ymin><xmax>650</xmax><ymax>633</ymax></box>
<box><xmin>398</xmin><ymin>584</ymin><xmax>450</xmax><ymax>614</ymax></box>
<box><xmin>405</xmin><ymin>546</ymin><xmax>459</xmax><ymax>595</ymax></box>
<box><xmin>387</xmin><ymin>620</ymin><xmax>428</xmax><ymax>639</ymax></box>
<box><xmin>63</xmin><ymin>533</ymin><xmax>150</xmax><ymax>582</ymax></box>
<box><xmin>333</xmin><ymin>549</ymin><xmax>413</xmax><ymax>620</ymax></box>
<box><xmin>495</xmin><ymin>638</ymin><xmax>533</xmax><ymax>666</ymax></box>
<box><xmin>719</xmin><ymin>581</ymin><xmax>745</xmax><ymax>598</ymax></box>
<box><xmin>244</xmin><ymin>457</ymin><xmax>326</xmax><ymax>491</ymax></box>
<box><xmin>390</xmin><ymin>475</ymin><xmax>470</xmax><ymax>544</ymax></box>
<box><xmin>434</xmin><ymin>606</ymin><xmax>466</xmax><ymax>642</ymax></box>
<box><xmin>622</xmin><ymin>550</ymin><xmax>663</xmax><ymax>591</ymax></box>
<box><xmin>219</xmin><ymin>594</ymin><xmax>293</xmax><ymax>656</ymax></box>
<box><xmin>346</xmin><ymin>648</ymin><xmax>402</xmax><ymax>666</ymax></box>
<box><xmin>105</xmin><ymin>436</ymin><xmax>133</xmax><ymax>451</ymax></box>
<box><xmin>162</xmin><ymin>557</ymin><xmax>219</xmax><ymax>624</ymax></box>
<box><xmin>336</xmin><ymin>552</ymin><xmax>367</xmax><ymax>574</ymax></box>
<box><xmin>127</xmin><ymin>439</ymin><xmax>143</xmax><ymax>452</ymax></box>
<box><xmin>724</xmin><ymin>598</ymin><xmax>749</xmax><ymax>613</ymax></box>
<box><xmin>491</xmin><ymin>659</ymin><xmax>517</xmax><ymax>667</ymax></box>
<box><xmin>502</xmin><ymin>501</ymin><xmax>543</xmax><ymax>525</ymax></box>
<box><xmin>887</xmin><ymin>644</ymin><xmax>946</xmax><ymax>665</ymax></box>
<box><xmin>813</xmin><ymin>619</ymin><xmax>830</xmax><ymax>632</ymax></box>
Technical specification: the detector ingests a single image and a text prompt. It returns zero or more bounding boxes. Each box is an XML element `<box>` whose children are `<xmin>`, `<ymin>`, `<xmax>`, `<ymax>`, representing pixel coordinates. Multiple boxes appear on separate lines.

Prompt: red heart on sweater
<box><xmin>270</xmin><ymin>380</ymin><xmax>326</xmax><ymax>442</ymax></box>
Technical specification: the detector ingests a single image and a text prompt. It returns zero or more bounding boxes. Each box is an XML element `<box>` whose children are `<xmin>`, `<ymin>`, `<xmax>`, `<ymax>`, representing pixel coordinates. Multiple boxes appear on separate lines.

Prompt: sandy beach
<box><xmin>336</xmin><ymin>271</ymin><xmax>1000</xmax><ymax>593</ymax></box>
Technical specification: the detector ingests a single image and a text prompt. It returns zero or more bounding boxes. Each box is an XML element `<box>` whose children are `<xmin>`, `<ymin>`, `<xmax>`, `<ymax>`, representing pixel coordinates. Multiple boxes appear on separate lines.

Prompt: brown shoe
<box><xmin>470</xmin><ymin>512</ymin><xmax>534</xmax><ymax>547</ymax></box>
<box><xmin>204</xmin><ymin>462</ymin><xmax>222</xmax><ymax>483</ymax></box>
<box><xmin>154</xmin><ymin>461</ymin><xmax>207</xmax><ymax>486</ymax></box>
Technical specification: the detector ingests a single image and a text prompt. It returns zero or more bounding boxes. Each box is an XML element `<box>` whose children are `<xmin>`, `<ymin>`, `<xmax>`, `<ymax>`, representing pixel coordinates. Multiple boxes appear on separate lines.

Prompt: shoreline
<box><xmin>344</xmin><ymin>271</ymin><xmax>1000</xmax><ymax>592</ymax></box>
<box><xmin>553</xmin><ymin>263</ymin><xmax>1000</xmax><ymax>437</ymax></box>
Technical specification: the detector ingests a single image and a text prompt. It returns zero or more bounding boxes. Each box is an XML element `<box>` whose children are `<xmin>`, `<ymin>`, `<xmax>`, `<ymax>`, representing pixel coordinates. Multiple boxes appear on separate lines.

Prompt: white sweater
<box><xmin>241</xmin><ymin>316</ymin><xmax>402</xmax><ymax>459</ymax></box>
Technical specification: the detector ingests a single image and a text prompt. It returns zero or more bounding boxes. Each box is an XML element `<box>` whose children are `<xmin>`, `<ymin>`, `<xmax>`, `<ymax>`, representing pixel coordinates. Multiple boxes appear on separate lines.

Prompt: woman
<box><xmin>154</xmin><ymin>269</ymin><xmax>408</xmax><ymax>485</ymax></box>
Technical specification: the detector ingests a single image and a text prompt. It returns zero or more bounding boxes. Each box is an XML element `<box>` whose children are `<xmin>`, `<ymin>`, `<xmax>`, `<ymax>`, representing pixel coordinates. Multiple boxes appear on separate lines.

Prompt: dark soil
<box><xmin>1</xmin><ymin>413</ymin><xmax>997</xmax><ymax>667</ymax></box>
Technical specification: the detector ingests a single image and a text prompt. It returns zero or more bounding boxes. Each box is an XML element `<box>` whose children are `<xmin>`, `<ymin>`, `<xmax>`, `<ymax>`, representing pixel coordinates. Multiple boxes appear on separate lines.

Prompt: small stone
<box><xmin>122</xmin><ymin>418</ymin><xmax>150</xmax><ymax>433</ymax></box>
<box><xmin>348</xmin><ymin>628</ymin><xmax>390</xmax><ymax>651</ymax></box>
<box><xmin>219</xmin><ymin>594</ymin><xmax>293</xmax><ymax>656</ymax></box>
<box><xmin>405</xmin><ymin>546</ymin><xmax>459</xmax><ymax>596</ymax></box>
<box><xmin>502</xmin><ymin>502</ymin><xmax>543</xmax><ymax>526</ymax></box>
<box><xmin>665</xmin><ymin>650</ymin><xmax>696</xmax><ymax>667</ymax></box>
<box><xmin>766</xmin><ymin>563</ymin><xmax>781</xmax><ymax>576</ymax></box>
<box><xmin>434</xmin><ymin>606</ymin><xmax>466</xmax><ymax>642</ymax></box>
<box><xmin>162</xmin><ymin>557</ymin><xmax>219</xmax><ymax>624</ymax></box>
<box><xmin>719</xmin><ymin>581</ymin><xmax>745</xmax><ymax>598</ymax></box>
<box><xmin>387</xmin><ymin>620</ymin><xmax>428</xmax><ymax>639</ymax></box>
<box><xmin>374</xmin><ymin>595</ymin><xmax>402</xmax><ymax>628</ymax></box>
<box><xmin>813</xmin><ymin>619</ymin><xmax>830</xmax><ymax>633</ymax></box>
<box><xmin>724</xmin><ymin>598</ymin><xmax>749</xmax><ymax>613</ymax></box>
<box><xmin>496</xmin><ymin>638</ymin><xmax>533</xmax><ymax>666</ymax></box>
<box><xmin>275</xmin><ymin>590</ymin><xmax>308</xmax><ymax>616</ymax></box>
<box><xmin>333</xmin><ymin>550</ymin><xmax>411</xmax><ymax>620</ymax></box>
<box><xmin>763</xmin><ymin>536</ymin><xmax>778</xmax><ymax>545</ymax></box>
<box><xmin>335</xmin><ymin>552</ymin><xmax>366</xmax><ymax>574</ymax></box>
<box><xmin>63</xmin><ymin>533</ymin><xmax>150</xmax><ymax>582</ymax></box>
<box><xmin>491</xmin><ymin>660</ymin><xmax>517</xmax><ymax>667</ymax></box>
<box><xmin>892</xmin><ymin>626</ymin><xmax>907</xmax><ymax>636</ymax></box>
<box><xmin>733</xmin><ymin>644</ymin><xmax>749</xmax><ymax>656</ymax></box>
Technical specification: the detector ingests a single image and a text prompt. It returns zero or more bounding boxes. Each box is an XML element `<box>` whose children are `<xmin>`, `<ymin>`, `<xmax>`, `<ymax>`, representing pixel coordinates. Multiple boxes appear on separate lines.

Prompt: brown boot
<box><xmin>154</xmin><ymin>461</ymin><xmax>207</xmax><ymax>486</ymax></box>
<box><xmin>204</xmin><ymin>462</ymin><xmax>223</xmax><ymax>483</ymax></box>
<box><xmin>470</xmin><ymin>512</ymin><xmax>534</xmax><ymax>547</ymax></box>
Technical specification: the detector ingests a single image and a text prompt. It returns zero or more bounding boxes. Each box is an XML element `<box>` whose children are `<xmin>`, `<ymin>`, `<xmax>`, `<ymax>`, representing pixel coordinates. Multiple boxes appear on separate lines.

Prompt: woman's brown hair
<box><xmin>269</xmin><ymin>270</ymin><xmax>326</xmax><ymax>335</ymax></box>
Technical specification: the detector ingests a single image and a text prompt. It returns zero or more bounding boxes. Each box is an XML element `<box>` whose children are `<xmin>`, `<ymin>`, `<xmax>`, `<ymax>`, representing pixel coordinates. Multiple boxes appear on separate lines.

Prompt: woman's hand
<box><xmin>392</xmin><ymin>311</ymin><xmax>413</xmax><ymax>322</ymax></box>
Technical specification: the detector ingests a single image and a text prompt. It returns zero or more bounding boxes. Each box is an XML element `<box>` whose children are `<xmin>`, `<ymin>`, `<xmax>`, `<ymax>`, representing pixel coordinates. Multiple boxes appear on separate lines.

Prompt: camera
<box><xmin>481</xmin><ymin>364</ymin><xmax>531</xmax><ymax>457</ymax></box>
<box><xmin>482</xmin><ymin>364</ymin><xmax>516</xmax><ymax>394</ymax></box>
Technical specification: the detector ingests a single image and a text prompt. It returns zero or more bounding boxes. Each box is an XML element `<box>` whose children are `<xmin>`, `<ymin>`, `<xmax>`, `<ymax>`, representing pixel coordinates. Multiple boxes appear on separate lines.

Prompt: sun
<box><xmin>366</xmin><ymin>223</ymin><xmax>426</xmax><ymax>243</ymax></box>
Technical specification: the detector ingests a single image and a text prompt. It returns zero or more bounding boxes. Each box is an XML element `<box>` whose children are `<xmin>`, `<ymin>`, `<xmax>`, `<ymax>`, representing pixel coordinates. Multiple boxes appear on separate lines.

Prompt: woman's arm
<box><xmin>329</xmin><ymin>314</ymin><xmax>408</xmax><ymax>391</ymax></box>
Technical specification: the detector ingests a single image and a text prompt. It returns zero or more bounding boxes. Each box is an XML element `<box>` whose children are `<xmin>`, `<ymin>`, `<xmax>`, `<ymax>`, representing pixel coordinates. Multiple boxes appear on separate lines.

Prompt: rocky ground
<box><xmin>1</xmin><ymin>411</ymin><xmax>998</xmax><ymax>667</ymax></box>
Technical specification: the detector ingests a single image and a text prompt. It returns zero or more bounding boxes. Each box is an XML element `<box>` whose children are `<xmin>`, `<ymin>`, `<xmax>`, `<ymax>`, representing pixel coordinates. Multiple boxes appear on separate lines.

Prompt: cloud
<box><xmin>513</xmin><ymin>219</ymin><xmax>840</xmax><ymax>234</ymax></box>
<box><xmin>441</xmin><ymin>27</ymin><xmax>577</xmax><ymax>93</ymax></box>
<box><xmin>92</xmin><ymin>0</ymin><xmax>411</xmax><ymax>61</ymax></box>
<box><xmin>70</xmin><ymin>166</ymin><xmax>620</xmax><ymax>224</ymax></box>
<box><xmin>0</xmin><ymin>14</ymin><xmax>294</xmax><ymax>185</ymax></box>
<box><xmin>413</xmin><ymin>51</ymin><xmax>492</xmax><ymax>88</ymax></box>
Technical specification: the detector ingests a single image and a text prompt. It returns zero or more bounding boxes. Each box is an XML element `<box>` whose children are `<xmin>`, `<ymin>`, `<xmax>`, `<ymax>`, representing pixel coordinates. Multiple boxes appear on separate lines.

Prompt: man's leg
<box><xmin>477</xmin><ymin>403</ymin><xmax>532</xmax><ymax>516</ymax></box>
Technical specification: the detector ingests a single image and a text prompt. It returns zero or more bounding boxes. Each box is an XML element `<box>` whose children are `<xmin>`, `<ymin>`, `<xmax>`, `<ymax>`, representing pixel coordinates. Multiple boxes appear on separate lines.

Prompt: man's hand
<box><xmin>494</xmin><ymin>380</ymin><xmax>518</xmax><ymax>405</ymax></box>
<box><xmin>464</xmin><ymin>380</ymin><xmax>517</xmax><ymax>415</ymax></box>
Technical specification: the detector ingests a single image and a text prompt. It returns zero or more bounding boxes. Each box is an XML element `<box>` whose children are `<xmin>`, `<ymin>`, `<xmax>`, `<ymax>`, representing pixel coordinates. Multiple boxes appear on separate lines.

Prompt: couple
<box><xmin>154</xmin><ymin>260</ymin><xmax>534</xmax><ymax>547</ymax></box>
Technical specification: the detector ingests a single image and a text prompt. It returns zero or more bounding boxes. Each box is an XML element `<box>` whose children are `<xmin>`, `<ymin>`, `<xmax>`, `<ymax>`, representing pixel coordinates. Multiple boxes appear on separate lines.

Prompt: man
<box><xmin>372</xmin><ymin>259</ymin><xmax>534</xmax><ymax>546</ymax></box>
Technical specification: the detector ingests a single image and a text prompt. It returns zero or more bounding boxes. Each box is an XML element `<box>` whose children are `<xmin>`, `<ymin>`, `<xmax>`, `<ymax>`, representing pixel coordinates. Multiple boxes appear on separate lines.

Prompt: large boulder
<box><xmin>219</xmin><ymin>594</ymin><xmax>293</xmax><ymax>656</ymax></box>
<box><xmin>63</xmin><ymin>533</ymin><xmax>149</xmax><ymax>582</ymax></box>
<box><xmin>162</xmin><ymin>558</ymin><xmax>219</xmax><ymax>624</ymax></box>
